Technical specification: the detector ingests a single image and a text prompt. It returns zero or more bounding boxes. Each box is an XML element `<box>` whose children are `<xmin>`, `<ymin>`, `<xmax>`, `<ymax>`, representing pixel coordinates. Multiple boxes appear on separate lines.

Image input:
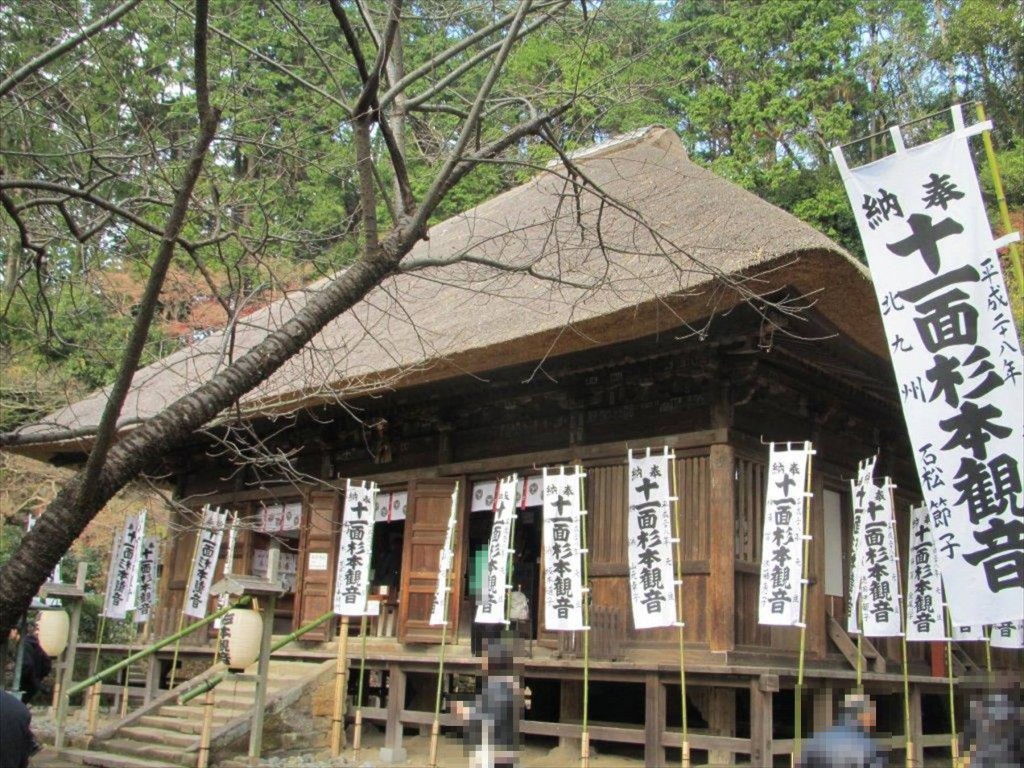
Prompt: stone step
<box><xmin>118</xmin><ymin>725</ymin><xmax>198</xmax><ymax>748</ymax></box>
<box><xmin>101</xmin><ymin>739</ymin><xmax>197</xmax><ymax>767</ymax></box>
<box><xmin>136</xmin><ymin>714</ymin><xmax>231</xmax><ymax>733</ymax></box>
<box><xmin>59</xmin><ymin>747</ymin><xmax>180</xmax><ymax>768</ymax></box>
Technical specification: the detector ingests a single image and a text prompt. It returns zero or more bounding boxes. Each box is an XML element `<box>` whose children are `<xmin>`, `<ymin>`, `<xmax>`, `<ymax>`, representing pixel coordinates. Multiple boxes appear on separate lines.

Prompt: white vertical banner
<box><xmin>542</xmin><ymin>466</ymin><xmax>587</xmax><ymax>632</ymax></box>
<box><xmin>332</xmin><ymin>480</ymin><xmax>378</xmax><ymax>615</ymax></box>
<box><xmin>103</xmin><ymin>510</ymin><xmax>147</xmax><ymax>619</ymax></box>
<box><xmin>858</xmin><ymin>478</ymin><xmax>903</xmax><ymax>637</ymax></box>
<box><xmin>134</xmin><ymin>536</ymin><xmax>160</xmax><ymax>624</ymax></box>
<box><xmin>758</xmin><ymin>442</ymin><xmax>814</xmax><ymax>627</ymax></box>
<box><xmin>28</xmin><ymin>514</ymin><xmax>62</xmax><ymax>606</ymax></box>
<box><xmin>952</xmin><ymin>624</ymin><xmax>985</xmax><ymax>642</ymax></box>
<box><xmin>989</xmin><ymin>619</ymin><xmax>1024</xmax><ymax>649</ymax></box>
<box><xmin>848</xmin><ymin>456</ymin><xmax>878</xmax><ymax>633</ymax></box>
<box><xmin>834</xmin><ymin>108</ymin><xmax>1024</xmax><ymax>625</ymax></box>
<box><xmin>475</xmin><ymin>474</ymin><xmax>518</xmax><ymax>625</ymax></box>
<box><xmin>906</xmin><ymin>504</ymin><xmax>948</xmax><ymax>641</ymax></box>
<box><xmin>214</xmin><ymin>512</ymin><xmax>239</xmax><ymax>627</ymax></box>
<box><xmin>627</xmin><ymin>448</ymin><xmax>678</xmax><ymax>630</ymax></box>
<box><xmin>429</xmin><ymin>486</ymin><xmax>460</xmax><ymax>627</ymax></box>
<box><xmin>183</xmin><ymin>507</ymin><xmax>227</xmax><ymax>619</ymax></box>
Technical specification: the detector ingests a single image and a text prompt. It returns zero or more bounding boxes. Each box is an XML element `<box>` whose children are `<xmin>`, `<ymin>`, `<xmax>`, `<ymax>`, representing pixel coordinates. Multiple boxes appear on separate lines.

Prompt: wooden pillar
<box><xmin>909</xmin><ymin>685</ymin><xmax>924</xmax><ymax>767</ymax></box>
<box><xmin>812</xmin><ymin>683</ymin><xmax>834</xmax><ymax>734</ymax></box>
<box><xmin>807</xmin><ymin>467</ymin><xmax>828</xmax><ymax>658</ymax></box>
<box><xmin>709</xmin><ymin>440</ymin><xmax>736</xmax><ymax>652</ymax></box>
<box><xmin>559</xmin><ymin>679</ymin><xmax>583</xmax><ymax>752</ymax></box>
<box><xmin>55</xmin><ymin>563</ymin><xmax>88</xmax><ymax>749</ymax></box>
<box><xmin>707</xmin><ymin>688</ymin><xmax>736</xmax><ymax>766</ymax></box>
<box><xmin>380</xmin><ymin>662</ymin><xmax>407</xmax><ymax>763</ymax></box>
<box><xmin>750</xmin><ymin>677</ymin><xmax>774</xmax><ymax>767</ymax></box>
<box><xmin>644</xmin><ymin>673</ymin><xmax>665</xmax><ymax>768</ymax></box>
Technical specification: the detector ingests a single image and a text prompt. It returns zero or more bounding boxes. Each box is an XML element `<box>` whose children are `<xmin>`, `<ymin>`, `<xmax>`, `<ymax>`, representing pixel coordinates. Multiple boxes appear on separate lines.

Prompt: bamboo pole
<box><xmin>170</xmin><ymin>531</ymin><xmax>203</xmax><ymax>689</ymax></box>
<box><xmin>887</xmin><ymin>486</ymin><xmax>912</xmax><ymax>768</ymax></box>
<box><xmin>197</xmin><ymin>688</ymin><xmax>215</xmax><ymax>768</ymax></box>
<box><xmin>944</xmin><ymin>606</ymin><xmax>959</xmax><ymax>767</ymax></box>
<box><xmin>667</xmin><ymin>449</ymin><xmax>689</xmax><ymax>768</ymax></box>
<box><xmin>330</xmin><ymin>616</ymin><xmax>351</xmax><ymax>757</ymax></box>
<box><xmin>975</xmin><ymin>103</ymin><xmax>1023</xmax><ymax>318</ymax></box>
<box><xmin>429</xmin><ymin>483</ymin><xmax>459</xmax><ymax>768</ymax></box>
<box><xmin>353</xmin><ymin>614</ymin><xmax>369</xmax><ymax>752</ymax></box>
<box><xmin>792</xmin><ymin>443</ymin><xmax>814</xmax><ymax>768</ymax></box>
<box><xmin>578</xmin><ymin>466</ymin><xmax>591</xmax><ymax>768</ymax></box>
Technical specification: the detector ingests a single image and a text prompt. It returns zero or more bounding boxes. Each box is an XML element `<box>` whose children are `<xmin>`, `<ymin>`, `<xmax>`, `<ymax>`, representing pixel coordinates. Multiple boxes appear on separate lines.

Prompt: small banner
<box><xmin>333</xmin><ymin>480</ymin><xmax>378</xmax><ymax>615</ymax></box>
<box><xmin>134</xmin><ymin>536</ymin><xmax>160</xmax><ymax>625</ymax></box>
<box><xmin>833</xmin><ymin>106</ymin><xmax>1024</xmax><ymax>625</ymax></box>
<box><xmin>429</xmin><ymin>486</ymin><xmax>460</xmax><ymax>627</ymax></box>
<box><xmin>758</xmin><ymin>442</ymin><xmax>814</xmax><ymax>627</ymax></box>
<box><xmin>374</xmin><ymin>491</ymin><xmax>408</xmax><ymax>523</ymax></box>
<box><xmin>183</xmin><ymin>506</ymin><xmax>227</xmax><ymax>619</ymax></box>
<box><xmin>906</xmin><ymin>504</ymin><xmax>948</xmax><ymax>641</ymax></box>
<box><xmin>475</xmin><ymin>474</ymin><xmax>519</xmax><ymax>625</ymax></box>
<box><xmin>857</xmin><ymin>478</ymin><xmax>903</xmax><ymax>637</ymax></box>
<box><xmin>627</xmin><ymin>448</ymin><xmax>678</xmax><ymax>630</ymax></box>
<box><xmin>952</xmin><ymin>624</ymin><xmax>985</xmax><ymax>642</ymax></box>
<box><xmin>542</xmin><ymin>466</ymin><xmax>587</xmax><ymax>632</ymax></box>
<box><xmin>27</xmin><ymin>514</ymin><xmax>62</xmax><ymax>606</ymax></box>
<box><xmin>989</xmin><ymin>619</ymin><xmax>1024</xmax><ymax>649</ymax></box>
<box><xmin>103</xmin><ymin>510</ymin><xmax>147</xmax><ymax>620</ymax></box>
<box><xmin>847</xmin><ymin>456</ymin><xmax>878</xmax><ymax>632</ymax></box>
<box><xmin>215</xmin><ymin>512</ymin><xmax>239</xmax><ymax>627</ymax></box>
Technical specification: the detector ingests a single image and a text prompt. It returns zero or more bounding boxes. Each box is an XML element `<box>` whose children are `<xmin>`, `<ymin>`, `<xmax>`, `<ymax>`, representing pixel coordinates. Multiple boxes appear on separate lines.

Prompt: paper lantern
<box><xmin>218</xmin><ymin>608</ymin><xmax>262</xmax><ymax>671</ymax></box>
<box><xmin>36</xmin><ymin>608</ymin><xmax>70</xmax><ymax>657</ymax></box>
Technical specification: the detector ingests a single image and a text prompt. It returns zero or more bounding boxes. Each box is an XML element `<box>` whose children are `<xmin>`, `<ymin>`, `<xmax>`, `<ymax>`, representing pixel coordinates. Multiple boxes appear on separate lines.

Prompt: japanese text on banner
<box><xmin>429</xmin><ymin>487</ymin><xmax>460</xmax><ymax>627</ymax></box>
<box><xmin>103</xmin><ymin>510</ymin><xmax>147</xmax><ymax>620</ymax></box>
<box><xmin>627</xmin><ymin>450</ymin><xmax>678</xmax><ymax>630</ymax></box>
<box><xmin>758</xmin><ymin>444</ymin><xmax>813</xmax><ymax>627</ymax></box>
<box><xmin>134</xmin><ymin>536</ymin><xmax>160</xmax><ymax>624</ymax></box>
<box><xmin>835</xmin><ymin>118</ymin><xmax>1023</xmax><ymax>624</ymax></box>
<box><xmin>475</xmin><ymin>475</ymin><xmax>518</xmax><ymax>625</ymax></box>
<box><xmin>333</xmin><ymin>481</ymin><xmax>378</xmax><ymax>616</ymax></box>
<box><xmin>183</xmin><ymin>507</ymin><xmax>226</xmax><ymax>619</ymax></box>
<box><xmin>906</xmin><ymin>504</ymin><xmax>947</xmax><ymax>641</ymax></box>
<box><xmin>542</xmin><ymin>467</ymin><xmax>586</xmax><ymax>632</ymax></box>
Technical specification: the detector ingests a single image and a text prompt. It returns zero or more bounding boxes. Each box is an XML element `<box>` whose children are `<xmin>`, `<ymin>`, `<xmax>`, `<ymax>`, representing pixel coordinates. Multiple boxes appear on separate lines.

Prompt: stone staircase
<box><xmin>60</xmin><ymin>659</ymin><xmax>333</xmax><ymax>768</ymax></box>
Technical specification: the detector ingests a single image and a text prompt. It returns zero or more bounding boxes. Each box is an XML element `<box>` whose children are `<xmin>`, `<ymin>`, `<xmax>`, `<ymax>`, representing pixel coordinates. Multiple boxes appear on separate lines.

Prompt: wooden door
<box><xmin>293</xmin><ymin>489</ymin><xmax>342</xmax><ymax>640</ymax></box>
<box><xmin>398</xmin><ymin>478</ymin><xmax>464</xmax><ymax>643</ymax></box>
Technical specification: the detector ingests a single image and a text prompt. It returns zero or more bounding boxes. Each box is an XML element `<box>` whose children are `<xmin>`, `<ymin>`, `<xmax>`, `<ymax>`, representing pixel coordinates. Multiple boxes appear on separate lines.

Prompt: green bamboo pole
<box><xmin>975</xmin><ymin>103</ymin><xmax>1023</xmax><ymax>319</ymax></box>
<box><xmin>856</xmin><ymin>596</ymin><xmax>864</xmax><ymax>690</ymax></box>
<box><xmin>578</xmin><ymin>466</ymin><xmax>592</xmax><ymax>768</ymax></box>
<box><xmin>170</xmin><ymin>531</ymin><xmax>203</xmax><ymax>689</ymax></box>
<box><xmin>668</xmin><ymin>449</ymin><xmax>689</xmax><ymax>768</ymax></box>
<box><xmin>887</xmin><ymin>487</ymin><xmax>912</xmax><ymax>768</ymax></box>
<box><xmin>793</xmin><ymin>443</ymin><xmax>814</xmax><ymax>768</ymax></box>
<box><xmin>352</xmin><ymin>613</ymin><xmax>369</xmax><ymax>752</ymax></box>
<box><xmin>943</xmin><ymin>605</ymin><xmax>959</xmax><ymax>767</ymax></box>
<box><xmin>429</xmin><ymin>483</ymin><xmax>459</xmax><ymax>768</ymax></box>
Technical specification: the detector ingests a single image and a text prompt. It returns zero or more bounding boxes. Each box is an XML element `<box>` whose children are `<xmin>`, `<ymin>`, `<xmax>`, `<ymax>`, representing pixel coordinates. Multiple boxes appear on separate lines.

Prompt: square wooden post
<box><xmin>644</xmin><ymin>673</ymin><xmax>665</xmax><ymax>768</ymax></box>
<box><xmin>709</xmin><ymin>441</ymin><xmax>736</xmax><ymax>652</ymax></box>
<box><xmin>750</xmin><ymin>676</ymin><xmax>775</xmax><ymax>766</ymax></box>
<box><xmin>909</xmin><ymin>685</ymin><xmax>923</xmax><ymax>767</ymax></box>
<box><xmin>559</xmin><ymin>679</ymin><xmax>583</xmax><ymax>752</ymax></box>
<box><xmin>707</xmin><ymin>688</ymin><xmax>736</xmax><ymax>766</ymax></box>
<box><xmin>380</xmin><ymin>662</ymin><xmax>407</xmax><ymax>763</ymax></box>
<box><xmin>812</xmin><ymin>683</ymin><xmax>834</xmax><ymax>734</ymax></box>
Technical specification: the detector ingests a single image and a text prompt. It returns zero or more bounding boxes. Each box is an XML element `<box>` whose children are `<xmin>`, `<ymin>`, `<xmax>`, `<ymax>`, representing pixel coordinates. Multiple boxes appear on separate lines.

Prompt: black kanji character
<box><xmin>963</xmin><ymin>517</ymin><xmax>1024</xmax><ymax>592</ymax></box>
<box><xmin>922</xmin><ymin>173</ymin><xmax>965</xmax><ymax>210</ymax></box>
<box><xmin>939</xmin><ymin>401</ymin><xmax>1012</xmax><ymax>460</ymax></box>
<box><xmin>886</xmin><ymin>213</ymin><xmax>964</xmax><ymax>274</ymax></box>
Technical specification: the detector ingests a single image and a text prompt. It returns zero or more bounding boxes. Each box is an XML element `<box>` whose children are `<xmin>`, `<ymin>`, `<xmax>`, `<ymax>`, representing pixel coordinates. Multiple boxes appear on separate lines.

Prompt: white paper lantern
<box><xmin>218</xmin><ymin>608</ymin><xmax>262</xmax><ymax>671</ymax></box>
<box><xmin>36</xmin><ymin>608</ymin><xmax>70</xmax><ymax>657</ymax></box>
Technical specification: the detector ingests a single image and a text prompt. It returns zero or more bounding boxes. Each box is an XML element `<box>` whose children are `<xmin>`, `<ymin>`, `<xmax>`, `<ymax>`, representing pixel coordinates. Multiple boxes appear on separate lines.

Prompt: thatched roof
<box><xmin>18</xmin><ymin>127</ymin><xmax>883</xmax><ymax>453</ymax></box>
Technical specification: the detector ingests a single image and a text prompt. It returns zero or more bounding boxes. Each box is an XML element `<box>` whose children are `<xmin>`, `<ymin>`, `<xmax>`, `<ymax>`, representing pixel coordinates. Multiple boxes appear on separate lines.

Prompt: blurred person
<box><xmin>8</xmin><ymin>624</ymin><xmax>51</xmax><ymax>705</ymax></box>
<box><xmin>799</xmin><ymin>692</ymin><xmax>887</xmax><ymax>768</ymax></box>
<box><xmin>964</xmin><ymin>687</ymin><xmax>1024</xmax><ymax>767</ymax></box>
<box><xmin>0</xmin><ymin>689</ymin><xmax>41</xmax><ymax>768</ymax></box>
<box><xmin>454</xmin><ymin>638</ymin><xmax>524</xmax><ymax>768</ymax></box>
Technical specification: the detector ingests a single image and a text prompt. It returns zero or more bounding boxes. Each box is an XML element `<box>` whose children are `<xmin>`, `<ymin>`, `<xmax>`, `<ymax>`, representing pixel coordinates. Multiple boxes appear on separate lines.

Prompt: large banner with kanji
<box><xmin>758</xmin><ymin>443</ymin><xmax>814</xmax><ymax>626</ymax></box>
<box><xmin>834</xmin><ymin>110</ymin><xmax>1024</xmax><ymax>625</ymax></box>
<box><xmin>475</xmin><ymin>475</ymin><xmax>519</xmax><ymax>625</ymax></box>
<box><xmin>542</xmin><ymin>466</ymin><xmax>587</xmax><ymax>632</ymax></box>
<box><xmin>627</xmin><ymin>449</ymin><xmax>678</xmax><ymax>630</ymax></box>
<box><xmin>333</xmin><ymin>480</ymin><xmax>378</xmax><ymax>616</ymax></box>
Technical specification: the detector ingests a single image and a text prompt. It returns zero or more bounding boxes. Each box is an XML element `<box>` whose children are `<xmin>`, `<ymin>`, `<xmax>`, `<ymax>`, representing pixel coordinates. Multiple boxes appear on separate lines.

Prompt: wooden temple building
<box><xmin>21</xmin><ymin>127</ymin><xmax>1020</xmax><ymax>766</ymax></box>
